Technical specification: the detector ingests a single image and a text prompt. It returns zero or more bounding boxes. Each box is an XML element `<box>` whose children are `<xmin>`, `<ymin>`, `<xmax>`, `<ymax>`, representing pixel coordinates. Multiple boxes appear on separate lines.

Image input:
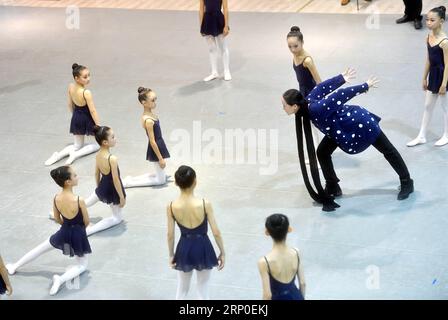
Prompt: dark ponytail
<box><xmin>287</xmin><ymin>26</ymin><xmax>304</xmax><ymax>42</ymax></box>
<box><xmin>93</xmin><ymin>125</ymin><xmax>111</xmax><ymax>146</ymax></box>
<box><xmin>50</xmin><ymin>165</ymin><xmax>72</xmax><ymax>188</ymax></box>
<box><xmin>430</xmin><ymin>6</ymin><xmax>446</xmax><ymax>20</ymax></box>
<box><xmin>283</xmin><ymin>89</ymin><xmax>340</xmax><ymax>212</ymax></box>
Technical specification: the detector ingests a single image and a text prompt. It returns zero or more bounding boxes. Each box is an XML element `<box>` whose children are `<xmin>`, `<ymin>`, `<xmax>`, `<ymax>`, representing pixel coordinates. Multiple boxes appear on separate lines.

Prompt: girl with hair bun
<box><xmin>82</xmin><ymin>125</ymin><xmax>127</xmax><ymax>236</ymax></box>
<box><xmin>407</xmin><ymin>6</ymin><xmax>448</xmax><ymax>147</ymax></box>
<box><xmin>287</xmin><ymin>26</ymin><xmax>323</xmax><ymax>160</ymax></box>
<box><xmin>257</xmin><ymin>214</ymin><xmax>305</xmax><ymax>300</ymax></box>
<box><xmin>199</xmin><ymin>0</ymin><xmax>231</xmax><ymax>81</ymax></box>
<box><xmin>122</xmin><ymin>87</ymin><xmax>170</xmax><ymax>188</ymax></box>
<box><xmin>45</xmin><ymin>63</ymin><xmax>100</xmax><ymax>166</ymax></box>
<box><xmin>282</xmin><ymin>68</ymin><xmax>414</xmax><ymax>211</ymax></box>
<box><xmin>167</xmin><ymin>165</ymin><xmax>225</xmax><ymax>300</ymax></box>
<box><xmin>6</xmin><ymin>166</ymin><xmax>91</xmax><ymax>296</ymax></box>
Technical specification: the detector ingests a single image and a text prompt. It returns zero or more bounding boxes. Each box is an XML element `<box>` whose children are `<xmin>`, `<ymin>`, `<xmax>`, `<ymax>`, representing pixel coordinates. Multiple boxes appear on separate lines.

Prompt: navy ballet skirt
<box><xmin>49</xmin><ymin>197</ymin><xmax>92</xmax><ymax>257</ymax></box>
<box><xmin>427</xmin><ymin>37</ymin><xmax>448</xmax><ymax>94</ymax></box>
<box><xmin>95</xmin><ymin>155</ymin><xmax>126</xmax><ymax>205</ymax></box>
<box><xmin>0</xmin><ymin>275</ymin><xmax>6</xmax><ymax>295</ymax></box>
<box><xmin>69</xmin><ymin>104</ymin><xmax>95</xmax><ymax>136</ymax></box>
<box><xmin>145</xmin><ymin>119</ymin><xmax>170</xmax><ymax>162</ymax></box>
<box><xmin>171</xmin><ymin>202</ymin><xmax>218</xmax><ymax>272</ymax></box>
<box><xmin>200</xmin><ymin>0</ymin><xmax>225</xmax><ymax>37</ymax></box>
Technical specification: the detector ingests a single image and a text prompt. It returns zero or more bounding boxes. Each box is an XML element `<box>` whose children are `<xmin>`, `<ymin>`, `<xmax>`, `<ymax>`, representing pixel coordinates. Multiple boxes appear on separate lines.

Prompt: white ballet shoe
<box><xmin>45</xmin><ymin>152</ymin><xmax>61</xmax><ymax>166</ymax></box>
<box><xmin>434</xmin><ymin>135</ymin><xmax>448</xmax><ymax>147</ymax></box>
<box><xmin>223</xmin><ymin>71</ymin><xmax>232</xmax><ymax>81</ymax></box>
<box><xmin>5</xmin><ymin>264</ymin><xmax>16</xmax><ymax>275</ymax></box>
<box><xmin>406</xmin><ymin>137</ymin><xmax>426</xmax><ymax>147</ymax></box>
<box><xmin>65</xmin><ymin>153</ymin><xmax>76</xmax><ymax>165</ymax></box>
<box><xmin>49</xmin><ymin>275</ymin><xmax>62</xmax><ymax>296</ymax></box>
<box><xmin>203</xmin><ymin>73</ymin><xmax>219</xmax><ymax>82</ymax></box>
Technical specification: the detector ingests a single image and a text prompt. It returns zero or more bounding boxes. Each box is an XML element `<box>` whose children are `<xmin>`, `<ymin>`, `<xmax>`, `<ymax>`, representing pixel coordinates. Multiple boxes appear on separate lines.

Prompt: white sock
<box><xmin>86</xmin><ymin>205</ymin><xmax>122</xmax><ymax>236</ymax></box>
<box><xmin>196</xmin><ymin>269</ymin><xmax>212</xmax><ymax>300</ymax></box>
<box><xmin>216</xmin><ymin>34</ymin><xmax>230</xmax><ymax>79</ymax></box>
<box><xmin>204</xmin><ymin>36</ymin><xmax>218</xmax><ymax>80</ymax></box>
<box><xmin>6</xmin><ymin>239</ymin><xmax>53</xmax><ymax>274</ymax></box>
<box><xmin>123</xmin><ymin>163</ymin><xmax>166</xmax><ymax>188</ymax></box>
<box><xmin>66</xmin><ymin>143</ymin><xmax>99</xmax><ymax>165</ymax></box>
<box><xmin>176</xmin><ymin>271</ymin><xmax>193</xmax><ymax>300</ymax></box>
<box><xmin>85</xmin><ymin>192</ymin><xmax>100</xmax><ymax>208</ymax></box>
<box><xmin>50</xmin><ymin>256</ymin><xmax>88</xmax><ymax>295</ymax></box>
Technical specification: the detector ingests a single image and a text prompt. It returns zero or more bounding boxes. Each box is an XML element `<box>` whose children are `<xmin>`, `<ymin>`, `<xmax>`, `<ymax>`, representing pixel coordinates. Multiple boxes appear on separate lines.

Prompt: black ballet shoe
<box><xmin>397</xmin><ymin>178</ymin><xmax>414</xmax><ymax>200</ymax></box>
<box><xmin>325</xmin><ymin>182</ymin><xmax>343</xmax><ymax>198</ymax></box>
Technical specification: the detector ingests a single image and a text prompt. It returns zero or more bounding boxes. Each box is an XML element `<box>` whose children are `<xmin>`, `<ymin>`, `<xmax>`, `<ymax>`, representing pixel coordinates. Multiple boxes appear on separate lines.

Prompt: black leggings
<box><xmin>403</xmin><ymin>0</ymin><xmax>422</xmax><ymax>20</ymax></box>
<box><xmin>316</xmin><ymin>131</ymin><xmax>411</xmax><ymax>185</ymax></box>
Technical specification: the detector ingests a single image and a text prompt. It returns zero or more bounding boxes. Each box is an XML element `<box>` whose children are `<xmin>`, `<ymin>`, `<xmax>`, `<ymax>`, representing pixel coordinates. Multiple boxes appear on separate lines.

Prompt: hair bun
<box><xmin>290</xmin><ymin>26</ymin><xmax>301</xmax><ymax>32</ymax></box>
<box><xmin>92</xmin><ymin>125</ymin><xmax>101</xmax><ymax>135</ymax></box>
<box><xmin>440</xmin><ymin>6</ymin><xmax>446</xmax><ymax>12</ymax></box>
<box><xmin>138</xmin><ymin>86</ymin><xmax>146</xmax><ymax>94</ymax></box>
<box><xmin>72</xmin><ymin>63</ymin><xmax>79</xmax><ymax>70</ymax></box>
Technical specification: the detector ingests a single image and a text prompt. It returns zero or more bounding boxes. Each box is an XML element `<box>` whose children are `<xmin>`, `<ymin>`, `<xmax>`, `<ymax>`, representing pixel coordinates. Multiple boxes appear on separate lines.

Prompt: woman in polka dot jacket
<box><xmin>282</xmin><ymin>68</ymin><xmax>414</xmax><ymax>210</ymax></box>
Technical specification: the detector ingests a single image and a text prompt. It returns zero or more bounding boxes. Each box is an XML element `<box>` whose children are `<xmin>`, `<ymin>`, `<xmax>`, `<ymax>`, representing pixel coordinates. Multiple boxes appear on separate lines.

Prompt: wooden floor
<box><xmin>1</xmin><ymin>0</ymin><xmax>444</xmax><ymax>14</ymax></box>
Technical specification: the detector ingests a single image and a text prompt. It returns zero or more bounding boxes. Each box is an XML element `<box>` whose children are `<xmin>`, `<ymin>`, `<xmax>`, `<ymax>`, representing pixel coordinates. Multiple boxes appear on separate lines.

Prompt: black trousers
<box><xmin>316</xmin><ymin>131</ymin><xmax>411</xmax><ymax>185</ymax></box>
<box><xmin>403</xmin><ymin>0</ymin><xmax>422</xmax><ymax>20</ymax></box>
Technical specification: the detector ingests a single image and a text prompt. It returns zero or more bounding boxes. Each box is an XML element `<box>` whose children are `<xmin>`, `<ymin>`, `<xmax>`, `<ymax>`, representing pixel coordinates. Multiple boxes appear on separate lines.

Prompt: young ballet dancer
<box><xmin>258</xmin><ymin>214</ymin><xmax>305</xmax><ymax>300</ymax></box>
<box><xmin>287</xmin><ymin>26</ymin><xmax>322</xmax><ymax>156</ymax></box>
<box><xmin>45</xmin><ymin>63</ymin><xmax>100</xmax><ymax>166</ymax></box>
<box><xmin>167</xmin><ymin>165</ymin><xmax>225</xmax><ymax>300</ymax></box>
<box><xmin>6</xmin><ymin>166</ymin><xmax>91</xmax><ymax>295</ymax></box>
<box><xmin>199</xmin><ymin>0</ymin><xmax>231</xmax><ymax>81</ymax></box>
<box><xmin>282</xmin><ymin>68</ymin><xmax>414</xmax><ymax>211</ymax></box>
<box><xmin>0</xmin><ymin>255</ymin><xmax>12</xmax><ymax>296</ymax></box>
<box><xmin>82</xmin><ymin>125</ymin><xmax>127</xmax><ymax>236</ymax></box>
<box><xmin>407</xmin><ymin>6</ymin><xmax>448</xmax><ymax>147</ymax></box>
<box><xmin>122</xmin><ymin>87</ymin><xmax>170</xmax><ymax>188</ymax></box>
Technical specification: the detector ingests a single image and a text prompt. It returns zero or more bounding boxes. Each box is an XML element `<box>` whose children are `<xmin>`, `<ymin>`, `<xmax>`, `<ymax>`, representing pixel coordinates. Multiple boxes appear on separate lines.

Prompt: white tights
<box><xmin>205</xmin><ymin>35</ymin><xmax>230</xmax><ymax>76</ymax></box>
<box><xmin>122</xmin><ymin>162</ymin><xmax>166</xmax><ymax>188</ymax></box>
<box><xmin>45</xmin><ymin>135</ymin><xmax>99</xmax><ymax>166</ymax></box>
<box><xmin>176</xmin><ymin>269</ymin><xmax>212</xmax><ymax>300</ymax></box>
<box><xmin>5</xmin><ymin>239</ymin><xmax>88</xmax><ymax>295</ymax></box>
<box><xmin>408</xmin><ymin>91</ymin><xmax>448</xmax><ymax>146</ymax></box>
<box><xmin>84</xmin><ymin>193</ymin><xmax>123</xmax><ymax>236</ymax></box>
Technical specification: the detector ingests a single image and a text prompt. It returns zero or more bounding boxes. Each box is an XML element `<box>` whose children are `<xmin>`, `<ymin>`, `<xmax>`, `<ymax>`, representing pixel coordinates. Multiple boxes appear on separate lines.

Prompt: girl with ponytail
<box><xmin>282</xmin><ymin>68</ymin><xmax>414</xmax><ymax>211</ymax></box>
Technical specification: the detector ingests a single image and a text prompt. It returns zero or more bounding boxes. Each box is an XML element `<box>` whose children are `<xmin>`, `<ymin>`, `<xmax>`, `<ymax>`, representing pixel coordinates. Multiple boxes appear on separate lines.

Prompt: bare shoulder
<box><xmin>303</xmin><ymin>56</ymin><xmax>314</xmax><ymax>67</ymax></box>
<box><xmin>83</xmin><ymin>89</ymin><xmax>92</xmax><ymax>97</ymax></box>
<box><xmin>440</xmin><ymin>38</ymin><xmax>448</xmax><ymax>50</ymax></box>
<box><xmin>109</xmin><ymin>154</ymin><xmax>119</xmax><ymax>166</ymax></box>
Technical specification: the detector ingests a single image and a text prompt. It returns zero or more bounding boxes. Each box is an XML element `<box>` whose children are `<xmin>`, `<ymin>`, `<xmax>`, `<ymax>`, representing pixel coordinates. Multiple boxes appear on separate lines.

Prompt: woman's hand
<box><xmin>342</xmin><ymin>68</ymin><xmax>357</xmax><ymax>83</ymax></box>
<box><xmin>6</xmin><ymin>285</ymin><xmax>12</xmax><ymax>296</ymax></box>
<box><xmin>119</xmin><ymin>197</ymin><xmax>126</xmax><ymax>208</ymax></box>
<box><xmin>366</xmin><ymin>76</ymin><xmax>380</xmax><ymax>89</ymax></box>
<box><xmin>217</xmin><ymin>253</ymin><xmax>225</xmax><ymax>270</ymax></box>
<box><xmin>439</xmin><ymin>85</ymin><xmax>447</xmax><ymax>95</ymax></box>
<box><xmin>159</xmin><ymin>159</ymin><xmax>166</xmax><ymax>169</ymax></box>
<box><xmin>169</xmin><ymin>256</ymin><xmax>176</xmax><ymax>269</ymax></box>
<box><xmin>422</xmin><ymin>79</ymin><xmax>428</xmax><ymax>91</ymax></box>
<box><xmin>223</xmin><ymin>26</ymin><xmax>230</xmax><ymax>36</ymax></box>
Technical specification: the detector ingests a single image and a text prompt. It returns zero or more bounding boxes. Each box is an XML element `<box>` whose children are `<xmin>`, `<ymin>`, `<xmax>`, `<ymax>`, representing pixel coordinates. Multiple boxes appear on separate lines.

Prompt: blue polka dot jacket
<box><xmin>307</xmin><ymin>74</ymin><xmax>382</xmax><ymax>154</ymax></box>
